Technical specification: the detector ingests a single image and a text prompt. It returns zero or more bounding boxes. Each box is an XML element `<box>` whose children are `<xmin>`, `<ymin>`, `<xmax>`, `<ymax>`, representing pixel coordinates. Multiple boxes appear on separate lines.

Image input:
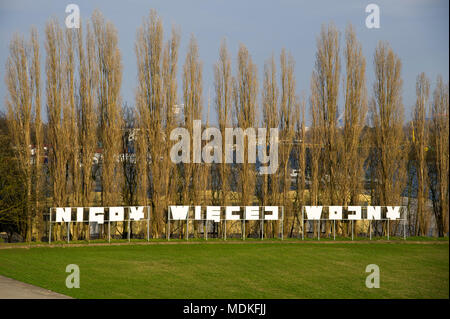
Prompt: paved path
<box><xmin>0</xmin><ymin>275</ymin><xmax>71</xmax><ymax>299</ymax></box>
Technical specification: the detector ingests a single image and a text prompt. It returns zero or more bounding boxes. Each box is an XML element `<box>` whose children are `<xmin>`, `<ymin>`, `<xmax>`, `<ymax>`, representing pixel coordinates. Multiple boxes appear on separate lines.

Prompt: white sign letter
<box><xmin>264</xmin><ymin>206</ymin><xmax>278</xmax><ymax>220</ymax></box>
<box><xmin>245</xmin><ymin>206</ymin><xmax>260</xmax><ymax>220</ymax></box>
<box><xmin>89</xmin><ymin>207</ymin><xmax>104</xmax><ymax>224</ymax></box>
<box><xmin>56</xmin><ymin>207</ymin><xmax>71</xmax><ymax>222</ymax></box>
<box><xmin>206</xmin><ymin>206</ymin><xmax>221</xmax><ymax>223</ymax></box>
<box><xmin>386</xmin><ymin>206</ymin><xmax>401</xmax><ymax>220</ymax></box>
<box><xmin>367</xmin><ymin>206</ymin><xmax>381</xmax><ymax>220</ymax></box>
<box><xmin>76</xmin><ymin>207</ymin><xmax>84</xmax><ymax>222</ymax></box>
<box><xmin>194</xmin><ymin>206</ymin><xmax>202</xmax><ymax>220</ymax></box>
<box><xmin>328</xmin><ymin>206</ymin><xmax>342</xmax><ymax>220</ymax></box>
<box><xmin>226</xmin><ymin>206</ymin><xmax>241</xmax><ymax>220</ymax></box>
<box><xmin>348</xmin><ymin>206</ymin><xmax>362</xmax><ymax>220</ymax></box>
<box><xmin>170</xmin><ymin>206</ymin><xmax>189</xmax><ymax>220</ymax></box>
<box><xmin>109</xmin><ymin>207</ymin><xmax>124</xmax><ymax>222</ymax></box>
<box><xmin>129</xmin><ymin>206</ymin><xmax>144</xmax><ymax>221</ymax></box>
<box><xmin>305</xmin><ymin>206</ymin><xmax>322</xmax><ymax>220</ymax></box>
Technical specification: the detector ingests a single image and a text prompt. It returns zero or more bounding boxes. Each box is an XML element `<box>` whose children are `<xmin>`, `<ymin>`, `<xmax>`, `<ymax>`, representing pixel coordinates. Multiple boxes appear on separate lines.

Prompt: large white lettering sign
<box><xmin>52</xmin><ymin>205</ymin><xmax>404</xmax><ymax>223</ymax></box>
<box><xmin>48</xmin><ymin>205</ymin><xmax>407</xmax><ymax>243</ymax></box>
<box><xmin>169</xmin><ymin>206</ymin><xmax>280</xmax><ymax>222</ymax></box>
<box><xmin>52</xmin><ymin>206</ymin><xmax>149</xmax><ymax>224</ymax></box>
<box><xmin>303</xmin><ymin>206</ymin><xmax>404</xmax><ymax>220</ymax></box>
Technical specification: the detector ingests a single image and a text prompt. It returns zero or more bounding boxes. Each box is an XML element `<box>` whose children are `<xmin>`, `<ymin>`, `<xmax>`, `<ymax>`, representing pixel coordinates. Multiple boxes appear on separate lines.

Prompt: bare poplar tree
<box><xmin>182</xmin><ymin>35</ymin><xmax>203</xmax><ymax>238</ymax></box>
<box><xmin>342</xmin><ymin>25</ymin><xmax>367</xmax><ymax>206</ymax></box>
<box><xmin>294</xmin><ymin>94</ymin><xmax>306</xmax><ymax>216</ymax></box>
<box><xmin>411</xmin><ymin>72</ymin><xmax>430</xmax><ymax>235</ymax></box>
<box><xmin>61</xmin><ymin>26</ymin><xmax>85</xmax><ymax>240</ymax></box>
<box><xmin>74</xmin><ymin>20</ymin><xmax>99</xmax><ymax>240</ymax></box>
<box><xmin>65</xmin><ymin>27</ymin><xmax>81</xmax><ymax>211</ymax></box>
<box><xmin>279</xmin><ymin>49</ymin><xmax>298</xmax><ymax>236</ymax></box>
<box><xmin>261</xmin><ymin>54</ymin><xmax>280</xmax><ymax>237</ymax></box>
<box><xmin>77</xmin><ymin>20</ymin><xmax>98</xmax><ymax>209</ymax></box>
<box><xmin>183</xmin><ymin>35</ymin><xmax>203</xmax><ymax>207</ymax></box>
<box><xmin>233</xmin><ymin>44</ymin><xmax>258</xmax><ymax>236</ymax></box>
<box><xmin>262</xmin><ymin>56</ymin><xmax>280</xmax><ymax>198</ymax></box>
<box><xmin>214</xmin><ymin>39</ymin><xmax>232</xmax><ymax>206</ymax></box>
<box><xmin>163</xmin><ymin>27</ymin><xmax>181</xmax><ymax>235</ymax></box>
<box><xmin>309</xmin><ymin>23</ymin><xmax>341</xmax><ymax>237</ymax></box>
<box><xmin>136</xmin><ymin>10</ymin><xmax>180</xmax><ymax>237</ymax></box>
<box><xmin>334</xmin><ymin>25</ymin><xmax>368</xmax><ymax>237</ymax></box>
<box><xmin>45</xmin><ymin>19</ymin><xmax>70</xmax><ymax>206</ymax></box>
<box><xmin>311</xmin><ymin>24</ymin><xmax>341</xmax><ymax>206</ymax></box>
<box><xmin>30</xmin><ymin>28</ymin><xmax>44</xmax><ymax>239</ymax></box>
<box><xmin>370</xmin><ymin>42</ymin><xmax>406</xmax><ymax>228</ymax></box>
<box><xmin>429</xmin><ymin>76</ymin><xmax>449</xmax><ymax>236</ymax></box>
<box><xmin>45</xmin><ymin>19</ymin><xmax>74</xmax><ymax>240</ymax></box>
<box><xmin>136</xmin><ymin>9</ymin><xmax>163</xmax><ymax>236</ymax></box>
<box><xmin>309</xmin><ymin>74</ymin><xmax>322</xmax><ymax>237</ymax></box>
<box><xmin>5</xmin><ymin>29</ymin><xmax>42</xmax><ymax>241</ymax></box>
<box><xmin>92</xmin><ymin>11</ymin><xmax>123</xmax><ymax>208</ymax></box>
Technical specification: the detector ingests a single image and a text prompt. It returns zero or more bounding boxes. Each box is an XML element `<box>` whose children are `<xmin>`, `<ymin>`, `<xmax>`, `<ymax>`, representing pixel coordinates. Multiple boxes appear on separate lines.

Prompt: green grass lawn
<box><xmin>0</xmin><ymin>242</ymin><xmax>448</xmax><ymax>299</ymax></box>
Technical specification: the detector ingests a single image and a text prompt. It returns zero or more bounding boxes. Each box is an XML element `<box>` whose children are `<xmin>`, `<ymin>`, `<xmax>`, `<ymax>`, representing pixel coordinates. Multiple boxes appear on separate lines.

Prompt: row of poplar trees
<box><xmin>3</xmin><ymin>10</ymin><xmax>449</xmax><ymax>241</ymax></box>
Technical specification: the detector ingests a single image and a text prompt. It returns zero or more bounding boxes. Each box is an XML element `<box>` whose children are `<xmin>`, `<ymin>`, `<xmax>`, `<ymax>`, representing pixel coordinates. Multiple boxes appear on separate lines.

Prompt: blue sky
<box><xmin>0</xmin><ymin>0</ymin><xmax>448</xmax><ymax>124</ymax></box>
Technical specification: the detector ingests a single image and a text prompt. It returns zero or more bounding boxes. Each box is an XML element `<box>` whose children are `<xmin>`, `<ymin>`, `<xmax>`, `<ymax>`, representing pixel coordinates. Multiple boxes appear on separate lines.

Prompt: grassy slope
<box><xmin>0</xmin><ymin>243</ymin><xmax>448</xmax><ymax>299</ymax></box>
